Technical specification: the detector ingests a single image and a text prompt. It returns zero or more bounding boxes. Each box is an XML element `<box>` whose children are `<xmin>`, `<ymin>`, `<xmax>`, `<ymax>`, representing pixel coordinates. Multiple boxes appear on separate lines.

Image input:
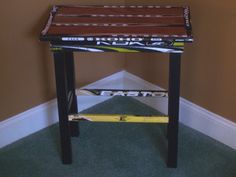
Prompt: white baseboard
<box><xmin>0</xmin><ymin>100</ymin><xmax>58</xmax><ymax>148</ymax></box>
<box><xmin>0</xmin><ymin>71</ymin><xmax>125</xmax><ymax>148</ymax></box>
<box><xmin>0</xmin><ymin>96</ymin><xmax>112</xmax><ymax>149</ymax></box>
<box><xmin>123</xmin><ymin>71</ymin><xmax>236</xmax><ymax>150</ymax></box>
<box><xmin>1</xmin><ymin>70</ymin><xmax>236</xmax><ymax>150</ymax></box>
<box><xmin>180</xmin><ymin>99</ymin><xmax>236</xmax><ymax>150</ymax></box>
<box><xmin>81</xmin><ymin>70</ymin><xmax>126</xmax><ymax>89</ymax></box>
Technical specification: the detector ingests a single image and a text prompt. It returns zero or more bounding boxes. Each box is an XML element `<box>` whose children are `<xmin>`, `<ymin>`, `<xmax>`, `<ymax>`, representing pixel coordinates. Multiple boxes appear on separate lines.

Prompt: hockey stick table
<box><xmin>40</xmin><ymin>5</ymin><xmax>193</xmax><ymax>168</ymax></box>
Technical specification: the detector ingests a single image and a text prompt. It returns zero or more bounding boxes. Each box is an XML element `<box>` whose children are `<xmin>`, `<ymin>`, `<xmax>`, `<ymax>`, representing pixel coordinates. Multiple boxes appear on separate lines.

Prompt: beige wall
<box><xmin>126</xmin><ymin>0</ymin><xmax>236</xmax><ymax>122</ymax></box>
<box><xmin>0</xmin><ymin>0</ymin><xmax>125</xmax><ymax>121</ymax></box>
<box><xmin>0</xmin><ymin>0</ymin><xmax>236</xmax><ymax>123</ymax></box>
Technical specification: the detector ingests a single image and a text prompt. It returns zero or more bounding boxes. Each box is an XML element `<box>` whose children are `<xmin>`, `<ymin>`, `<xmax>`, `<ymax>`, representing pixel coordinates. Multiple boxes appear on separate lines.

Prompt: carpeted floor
<box><xmin>0</xmin><ymin>97</ymin><xmax>236</xmax><ymax>177</ymax></box>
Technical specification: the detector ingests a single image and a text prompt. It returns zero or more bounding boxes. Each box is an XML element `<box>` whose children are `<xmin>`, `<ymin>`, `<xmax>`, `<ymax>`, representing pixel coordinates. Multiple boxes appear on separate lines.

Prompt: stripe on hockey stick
<box><xmin>68</xmin><ymin>114</ymin><xmax>168</xmax><ymax>123</ymax></box>
<box><xmin>77</xmin><ymin>89</ymin><xmax>168</xmax><ymax>97</ymax></box>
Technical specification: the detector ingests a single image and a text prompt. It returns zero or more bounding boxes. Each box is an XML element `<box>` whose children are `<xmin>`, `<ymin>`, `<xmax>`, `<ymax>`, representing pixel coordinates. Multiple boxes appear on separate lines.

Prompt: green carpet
<box><xmin>0</xmin><ymin>97</ymin><xmax>236</xmax><ymax>177</ymax></box>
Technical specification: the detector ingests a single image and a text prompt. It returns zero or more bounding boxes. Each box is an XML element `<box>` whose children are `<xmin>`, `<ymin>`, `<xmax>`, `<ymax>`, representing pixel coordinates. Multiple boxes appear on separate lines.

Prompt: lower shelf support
<box><xmin>68</xmin><ymin>114</ymin><xmax>169</xmax><ymax>123</ymax></box>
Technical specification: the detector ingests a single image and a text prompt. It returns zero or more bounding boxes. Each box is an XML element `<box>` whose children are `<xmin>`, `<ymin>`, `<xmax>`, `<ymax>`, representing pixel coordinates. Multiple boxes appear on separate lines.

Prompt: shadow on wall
<box><xmin>30</xmin><ymin>6</ymin><xmax>56</xmax><ymax>100</ymax></box>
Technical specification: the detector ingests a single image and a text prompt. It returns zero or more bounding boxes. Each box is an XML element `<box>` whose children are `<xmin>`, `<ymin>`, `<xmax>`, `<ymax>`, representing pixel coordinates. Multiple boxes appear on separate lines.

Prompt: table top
<box><xmin>40</xmin><ymin>5</ymin><xmax>193</xmax><ymax>53</ymax></box>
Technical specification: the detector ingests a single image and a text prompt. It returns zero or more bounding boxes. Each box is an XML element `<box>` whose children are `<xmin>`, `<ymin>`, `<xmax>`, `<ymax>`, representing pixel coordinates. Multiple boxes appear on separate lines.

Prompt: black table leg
<box><xmin>53</xmin><ymin>51</ymin><xmax>72</xmax><ymax>164</ymax></box>
<box><xmin>167</xmin><ymin>53</ymin><xmax>181</xmax><ymax>168</ymax></box>
<box><xmin>65</xmin><ymin>52</ymin><xmax>79</xmax><ymax>137</ymax></box>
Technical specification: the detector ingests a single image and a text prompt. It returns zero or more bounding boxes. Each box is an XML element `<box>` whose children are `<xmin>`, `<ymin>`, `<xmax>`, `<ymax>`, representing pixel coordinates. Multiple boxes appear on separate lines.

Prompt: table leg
<box><xmin>53</xmin><ymin>51</ymin><xmax>72</xmax><ymax>164</ymax></box>
<box><xmin>167</xmin><ymin>53</ymin><xmax>181</xmax><ymax>168</ymax></box>
<box><xmin>65</xmin><ymin>52</ymin><xmax>79</xmax><ymax>137</ymax></box>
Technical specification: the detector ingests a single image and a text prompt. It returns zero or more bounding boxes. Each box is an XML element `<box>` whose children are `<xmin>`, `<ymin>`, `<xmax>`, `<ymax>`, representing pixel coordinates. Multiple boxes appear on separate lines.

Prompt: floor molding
<box><xmin>0</xmin><ymin>100</ymin><xmax>58</xmax><ymax>148</ymax></box>
<box><xmin>1</xmin><ymin>70</ymin><xmax>236</xmax><ymax>150</ymax></box>
<box><xmin>123</xmin><ymin>71</ymin><xmax>236</xmax><ymax>150</ymax></box>
<box><xmin>0</xmin><ymin>71</ymin><xmax>125</xmax><ymax>148</ymax></box>
<box><xmin>180</xmin><ymin>98</ymin><xmax>236</xmax><ymax>150</ymax></box>
<box><xmin>0</xmin><ymin>96</ymin><xmax>113</xmax><ymax>149</ymax></box>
